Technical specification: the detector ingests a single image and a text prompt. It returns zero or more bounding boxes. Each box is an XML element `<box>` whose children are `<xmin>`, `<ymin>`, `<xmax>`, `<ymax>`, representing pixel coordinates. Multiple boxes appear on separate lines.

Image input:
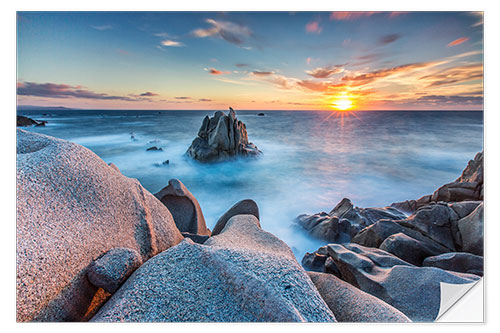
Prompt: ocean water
<box><xmin>19</xmin><ymin>109</ymin><xmax>484</xmax><ymax>259</ymax></box>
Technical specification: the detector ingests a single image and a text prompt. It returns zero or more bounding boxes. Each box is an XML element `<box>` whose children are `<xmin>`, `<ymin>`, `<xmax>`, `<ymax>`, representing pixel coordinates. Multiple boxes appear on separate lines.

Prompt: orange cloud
<box><xmin>208</xmin><ymin>68</ymin><xmax>230</xmax><ymax>75</ymax></box>
<box><xmin>447</xmin><ymin>37</ymin><xmax>469</xmax><ymax>47</ymax></box>
<box><xmin>305</xmin><ymin>21</ymin><xmax>322</xmax><ymax>34</ymax></box>
<box><xmin>341</xmin><ymin>62</ymin><xmax>436</xmax><ymax>86</ymax></box>
<box><xmin>419</xmin><ymin>64</ymin><xmax>483</xmax><ymax>87</ymax></box>
<box><xmin>330</xmin><ymin>12</ymin><xmax>376</xmax><ymax>20</ymax></box>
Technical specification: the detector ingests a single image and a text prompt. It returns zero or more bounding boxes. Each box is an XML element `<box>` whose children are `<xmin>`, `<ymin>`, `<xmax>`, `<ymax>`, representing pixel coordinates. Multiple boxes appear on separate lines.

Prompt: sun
<box><xmin>332</xmin><ymin>98</ymin><xmax>353</xmax><ymax>111</ymax></box>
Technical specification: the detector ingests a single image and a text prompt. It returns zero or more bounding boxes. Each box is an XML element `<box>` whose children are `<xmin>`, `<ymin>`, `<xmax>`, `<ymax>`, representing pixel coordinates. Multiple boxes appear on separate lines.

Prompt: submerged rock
<box><xmin>326</xmin><ymin>243</ymin><xmax>480</xmax><ymax>322</ymax></box>
<box><xmin>146</xmin><ymin>146</ymin><xmax>163</xmax><ymax>151</ymax></box>
<box><xmin>308</xmin><ymin>271</ymin><xmax>410</xmax><ymax>322</ymax></box>
<box><xmin>155</xmin><ymin>179</ymin><xmax>210</xmax><ymax>236</ymax></box>
<box><xmin>16</xmin><ymin>130</ymin><xmax>183</xmax><ymax>322</ymax></box>
<box><xmin>92</xmin><ymin>215</ymin><xmax>336</xmax><ymax>322</ymax></box>
<box><xmin>186</xmin><ymin>107</ymin><xmax>262</xmax><ymax>162</ymax></box>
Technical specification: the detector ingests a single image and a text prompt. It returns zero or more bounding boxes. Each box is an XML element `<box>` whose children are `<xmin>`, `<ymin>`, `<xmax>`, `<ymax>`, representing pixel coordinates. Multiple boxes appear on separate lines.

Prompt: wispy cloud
<box><xmin>470</xmin><ymin>12</ymin><xmax>483</xmax><ymax>27</ymax></box>
<box><xmin>305</xmin><ymin>21</ymin><xmax>322</xmax><ymax>34</ymax></box>
<box><xmin>161</xmin><ymin>40</ymin><xmax>185</xmax><ymax>47</ymax></box>
<box><xmin>306</xmin><ymin>64</ymin><xmax>345</xmax><ymax>78</ymax></box>
<box><xmin>330</xmin><ymin>12</ymin><xmax>376</xmax><ymax>20</ymax></box>
<box><xmin>198</xmin><ymin>98</ymin><xmax>212</xmax><ymax>102</ymax></box>
<box><xmin>192</xmin><ymin>19</ymin><xmax>252</xmax><ymax>45</ymax></box>
<box><xmin>175</xmin><ymin>96</ymin><xmax>190</xmax><ymax>100</ymax></box>
<box><xmin>207</xmin><ymin>67</ymin><xmax>231</xmax><ymax>75</ymax></box>
<box><xmin>419</xmin><ymin>64</ymin><xmax>483</xmax><ymax>87</ymax></box>
<box><xmin>447</xmin><ymin>37</ymin><xmax>469</xmax><ymax>47</ymax></box>
<box><xmin>251</xmin><ymin>71</ymin><xmax>274</xmax><ymax>76</ymax></box>
<box><xmin>17</xmin><ymin>82</ymin><xmax>142</xmax><ymax>101</ymax></box>
<box><xmin>235</xmin><ymin>63</ymin><xmax>249</xmax><ymax>68</ymax></box>
<box><xmin>139</xmin><ymin>92</ymin><xmax>158</xmax><ymax>97</ymax></box>
<box><xmin>91</xmin><ymin>25</ymin><xmax>112</xmax><ymax>31</ymax></box>
<box><xmin>378</xmin><ymin>34</ymin><xmax>401</xmax><ymax>45</ymax></box>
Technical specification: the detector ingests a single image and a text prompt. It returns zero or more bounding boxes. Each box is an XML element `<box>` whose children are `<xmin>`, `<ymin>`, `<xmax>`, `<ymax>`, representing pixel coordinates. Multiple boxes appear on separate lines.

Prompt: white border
<box><xmin>3</xmin><ymin>0</ymin><xmax>499</xmax><ymax>331</ymax></box>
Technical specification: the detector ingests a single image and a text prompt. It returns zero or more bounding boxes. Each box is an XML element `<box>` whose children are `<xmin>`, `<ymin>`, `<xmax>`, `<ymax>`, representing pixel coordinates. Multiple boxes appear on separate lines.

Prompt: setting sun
<box><xmin>332</xmin><ymin>98</ymin><xmax>353</xmax><ymax>111</ymax></box>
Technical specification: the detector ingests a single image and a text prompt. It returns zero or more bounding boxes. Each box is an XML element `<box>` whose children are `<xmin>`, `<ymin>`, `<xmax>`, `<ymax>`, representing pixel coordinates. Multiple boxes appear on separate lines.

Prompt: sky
<box><xmin>16</xmin><ymin>11</ymin><xmax>483</xmax><ymax>110</ymax></box>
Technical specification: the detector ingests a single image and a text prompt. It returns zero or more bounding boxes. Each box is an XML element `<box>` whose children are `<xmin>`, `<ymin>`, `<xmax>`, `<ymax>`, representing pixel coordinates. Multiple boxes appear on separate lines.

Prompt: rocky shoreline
<box><xmin>16</xmin><ymin>128</ymin><xmax>483</xmax><ymax>322</ymax></box>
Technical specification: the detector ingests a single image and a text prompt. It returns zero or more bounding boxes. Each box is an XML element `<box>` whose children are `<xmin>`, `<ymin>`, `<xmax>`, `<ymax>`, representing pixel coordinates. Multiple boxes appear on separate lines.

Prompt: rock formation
<box><xmin>187</xmin><ymin>107</ymin><xmax>261</xmax><ymax>162</ymax></box>
<box><xmin>324</xmin><ymin>243</ymin><xmax>479</xmax><ymax>321</ymax></box>
<box><xmin>296</xmin><ymin>198</ymin><xmax>406</xmax><ymax>243</ymax></box>
<box><xmin>155</xmin><ymin>179</ymin><xmax>211</xmax><ymax>236</ymax></box>
<box><xmin>392</xmin><ymin>151</ymin><xmax>483</xmax><ymax>213</ymax></box>
<box><xmin>92</xmin><ymin>215</ymin><xmax>336</xmax><ymax>322</ymax></box>
<box><xmin>307</xmin><ymin>271</ymin><xmax>410</xmax><ymax>322</ymax></box>
<box><xmin>211</xmin><ymin>199</ymin><xmax>260</xmax><ymax>235</ymax></box>
<box><xmin>17</xmin><ymin>115</ymin><xmax>47</xmax><ymax>127</ymax></box>
<box><xmin>423</xmin><ymin>252</ymin><xmax>483</xmax><ymax>276</ymax></box>
<box><xmin>16</xmin><ymin>129</ymin><xmax>183</xmax><ymax>322</ymax></box>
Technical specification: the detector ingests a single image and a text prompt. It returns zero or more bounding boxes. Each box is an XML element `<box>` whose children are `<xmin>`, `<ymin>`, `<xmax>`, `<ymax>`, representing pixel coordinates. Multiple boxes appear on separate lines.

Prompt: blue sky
<box><xmin>17</xmin><ymin>11</ymin><xmax>483</xmax><ymax>110</ymax></box>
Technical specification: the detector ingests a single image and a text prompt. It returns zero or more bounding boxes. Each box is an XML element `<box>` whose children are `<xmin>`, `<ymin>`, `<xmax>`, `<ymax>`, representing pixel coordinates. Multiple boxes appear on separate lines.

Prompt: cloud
<box><xmin>419</xmin><ymin>64</ymin><xmax>483</xmax><ymax>87</ymax></box>
<box><xmin>306</xmin><ymin>65</ymin><xmax>345</xmax><ymax>78</ymax></box>
<box><xmin>416</xmin><ymin>94</ymin><xmax>483</xmax><ymax>105</ymax></box>
<box><xmin>17</xmin><ymin>82</ymin><xmax>139</xmax><ymax>101</ymax></box>
<box><xmin>139</xmin><ymin>92</ymin><xmax>158</xmax><ymax>97</ymax></box>
<box><xmin>378</xmin><ymin>34</ymin><xmax>401</xmax><ymax>45</ymax></box>
<box><xmin>199</xmin><ymin>98</ymin><xmax>212</xmax><ymax>102</ymax></box>
<box><xmin>207</xmin><ymin>68</ymin><xmax>230</xmax><ymax>75</ymax></box>
<box><xmin>447</xmin><ymin>37</ymin><xmax>469</xmax><ymax>47</ymax></box>
<box><xmin>192</xmin><ymin>19</ymin><xmax>252</xmax><ymax>45</ymax></box>
<box><xmin>470</xmin><ymin>12</ymin><xmax>483</xmax><ymax>27</ymax></box>
<box><xmin>175</xmin><ymin>96</ymin><xmax>190</xmax><ymax>100</ymax></box>
<box><xmin>161</xmin><ymin>40</ymin><xmax>184</xmax><ymax>47</ymax></box>
<box><xmin>91</xmin><ymin>25</ymin><xmax>112</xmax><ymax>31</ymax></box>
<box><xmin>251</xmin><ymin>71</ymin><xmax>274</xmax><ymax>76</ymax></box>
<box><xmin>235</xmin><ymin>63</ymin><xmax>249</xmax><ymax>68</ymax></box>
<box><xmin>305</xmin><ymin>21</ymin><xmax>322</xmax><ymax>34</ymax></box>
<box><xmin>341</xmin><ymin>62</ymin><xmax>436</xmax><ymax>86</ymax></box>
<box><xmin>330</xmin><ymin>12</ymin><xmax>376</xmax><ymax>20</ymax></box>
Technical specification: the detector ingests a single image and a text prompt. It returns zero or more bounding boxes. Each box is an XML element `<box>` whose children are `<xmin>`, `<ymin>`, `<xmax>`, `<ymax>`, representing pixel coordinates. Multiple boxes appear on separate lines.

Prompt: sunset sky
<box><xmin>17</xmin><ymin>11</ymin><xmax>483</xmax><ymax>110</ymax></box>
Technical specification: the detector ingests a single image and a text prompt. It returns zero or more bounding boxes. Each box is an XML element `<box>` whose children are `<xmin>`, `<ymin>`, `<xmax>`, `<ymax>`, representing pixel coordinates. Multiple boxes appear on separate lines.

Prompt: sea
<box><xmin>18</xmin><ymin>109</ymin><xmax>484</xmax><ymax>259</ymax></box>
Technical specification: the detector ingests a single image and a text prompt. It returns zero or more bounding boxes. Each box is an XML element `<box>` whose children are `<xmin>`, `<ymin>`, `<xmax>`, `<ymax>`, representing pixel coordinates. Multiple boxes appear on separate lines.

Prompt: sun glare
<box><xmin>333</xmin><ymin>98</ymin><xmax>353</xmax><ymax>111</ymax></box>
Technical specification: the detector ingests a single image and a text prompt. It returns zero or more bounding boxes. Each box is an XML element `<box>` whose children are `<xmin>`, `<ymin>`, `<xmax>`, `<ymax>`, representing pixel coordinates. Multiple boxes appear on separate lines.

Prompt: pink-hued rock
<box><xmin>155</xmin><ymin>179</ymin><xmax>211</xmax><ymax>236</ymax></box>
<box><xmin>16</xmin><ymin>129</ymin><xmax>183</xmax><ymax>322</ymax></box>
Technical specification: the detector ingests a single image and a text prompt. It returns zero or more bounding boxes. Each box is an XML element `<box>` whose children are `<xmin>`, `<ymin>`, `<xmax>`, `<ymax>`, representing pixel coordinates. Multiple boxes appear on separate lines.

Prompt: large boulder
<box><xmin>16</xmin><ymin>129</ymin><xmax>184</xmax><ymax>322</ymax></box>
<box><xmin>155</xmin><ymin>179</ymin><xmax>210</xmax><ymax>236</ymax></box>
<box><xmin>307</xmin><ymin>272</ymin><xmax>410</xmax><ymax>322</ymax></box>
<box><xmin>379</xmin><ymin>233</ymin><xmax>445</xmax><ymax>266</ymax></box>
<box><xmin>212</xmin><ymin>199</ymin><xmax>260</xmax><ymax>235</ymax></box>
<box><xmin>187</xmin><ymin>107</ymin><xmax>261</xmax><ymax>162</ymax></box>
<box><xmin>92</xmin><ymin>215</ymin><xmax>336</xmax><ymax>322</ymax></box>
<box><xmin>456</xmin><ymin>202</ymin><xmax>484</xmax><ymax>255</ymax></box>
<box><xmin>296</xmin><ymin>198</ymin><xmax>406</xmax><ymax>243</ymax></box>
<box><xmin>423</xmin><ymin>252</ymin><xmax>483</xmax><ymax>276</ymax></box>
<box><xmin>327</xmin><ymin>243</ymin><xmax>480</xmax><ymax>321</ymax></box>
<box><xmin>397</xmin><ymin>203</ymin><xmax>458</xmax><ymax>251</ymax></box>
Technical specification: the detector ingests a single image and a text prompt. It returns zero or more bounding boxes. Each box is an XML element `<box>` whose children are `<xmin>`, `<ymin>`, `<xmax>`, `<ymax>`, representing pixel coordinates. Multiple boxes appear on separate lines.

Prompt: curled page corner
<box><xmin>435</xmin><ymin>279</ymin><xmax>481</xmax><ymax>321</ymax></box>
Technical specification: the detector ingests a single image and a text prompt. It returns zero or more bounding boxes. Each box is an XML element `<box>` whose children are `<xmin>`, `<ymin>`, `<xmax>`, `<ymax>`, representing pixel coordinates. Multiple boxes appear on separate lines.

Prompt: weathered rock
<box><xmin>212</xmin><ymin>199</ymin><xmax>260</xmax><ymax>235</ymax></box>
<box><xmin>352</xmin><ymin>219</ymin><xmax>448</xmax><ymax>256</ymax></box>
<box><xmin>16</xmin><ymin>129</ymin><xmax>183</xmax><ymax>322</ymax></box>
<box><xmin>457</xmin><ymin>202</ymin><xmax>483</xmax><ymax>255</ymax></box>
<box><xmin>307</xmin><ymin>272</ymin><xmax>410</xmax><ymax>322</ymax></box>
<box><xmin>302</xmin><ymin>252</ymin><xmax>328</xmax><ymax>272</ymax></box>
<box><xmin>397</xmin><ymin>203</ymin><xmax>458</xmax><ymax>251</ymax></box>
<box><xmin>423</xmin><ymin>252</ymin><xmax>483</xmax><ymax>276</ymax></box>
<box><xmin>391</xmin><ymin>152</ymin><xmax>483</xmax><ymax>213</ymax></box>
<box><xmin>92</xmin><ymin>215</ymin><xmax>336</xmax><ymax>322</ymax></box>
<box><xmin>379</xmin><ymin>233</ymin><xmax>444</xmax><ymax>266</ymax></box>
<box><xmin>297</xmin><ymin>198</ymin><xmax>406</xmax><ymax>243</ymax></box>
<box><xmin>447</xmin><ymin>201</ymin><xmax>482</xmax><ymax>219</ymax></box>
<box><xmin>327</xmin><ymin>243</ymin><xmax>480</xmax><ymax>321</ymax></box>
<box><xmin>108</xmin><ymin>162</ymin><xmax>120</xmax><ymax>173</ymax></box>
<box><xmin>155</xmin><ymin>179</ymin><xmax>210</xmax><ymax>236</ymax></box>
<box><xmin>87</xmin><ymin>248</ymin><xmax>143</xmax><ymax>293</ymax></box>
<box><xmin>187</xmin><ymin>108</ymin><xmax>261</xmax><ymax>162</ymax></box>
